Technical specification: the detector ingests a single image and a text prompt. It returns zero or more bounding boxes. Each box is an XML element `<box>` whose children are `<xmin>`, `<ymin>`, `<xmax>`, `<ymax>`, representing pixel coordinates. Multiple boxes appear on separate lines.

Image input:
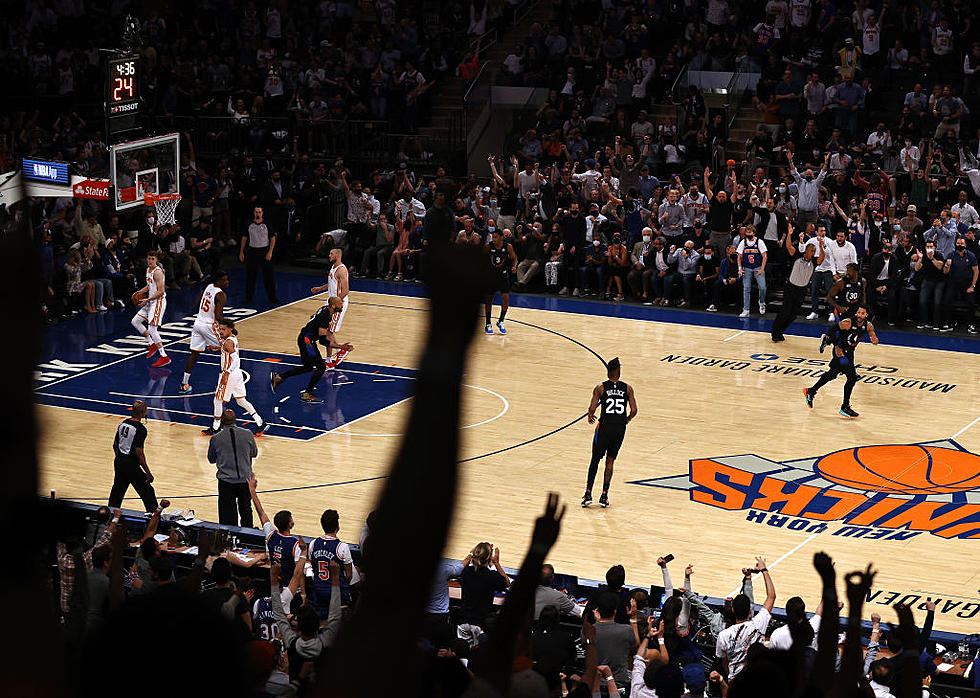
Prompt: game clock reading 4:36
<box><xmin>107</xmin><ymin>57</ymin><xmax>140</xmax><ymax>116</ymax></box>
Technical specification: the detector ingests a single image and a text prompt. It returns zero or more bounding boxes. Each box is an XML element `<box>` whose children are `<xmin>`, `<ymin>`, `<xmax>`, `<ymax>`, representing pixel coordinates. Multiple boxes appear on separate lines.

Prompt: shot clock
<box><xmin>107</xmin><ymin>56</ymin><xmax>140</xmax><ymax>116</ymax></box>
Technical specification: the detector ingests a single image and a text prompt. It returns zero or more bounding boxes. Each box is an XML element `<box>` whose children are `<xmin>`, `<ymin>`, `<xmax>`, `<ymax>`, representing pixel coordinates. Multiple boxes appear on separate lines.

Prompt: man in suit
<box><xmin>866</xmin><ymin>239</ymin><xmax>904</xmax><ymax>325</ymax></box>
<box><xmin>261</xmin><ymin>169</ymin><xmax>289</xmax><ymax>232</ymax></box>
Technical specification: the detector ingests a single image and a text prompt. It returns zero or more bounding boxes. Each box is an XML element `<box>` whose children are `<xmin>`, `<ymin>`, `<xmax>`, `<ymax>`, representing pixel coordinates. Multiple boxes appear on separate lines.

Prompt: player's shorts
<box><xmin>834</xmin><ymin>305</ymin><xmax>859</xmax><ymax>321</ymax></box>
<box><xmin>491</xmin><ymin>271</ymin><xmax>511</xmax><ymax>294</ymax></box>
<box><xmin>329</xmin><ymin>297</ymin><xmax>349</xmax><ymax>332</ymax></box>
<box><xmin>216</xmin><ymin>368</ymin><xmax>247</xmax><ymax>401</ymax></box>
<box><xmin>592</xmin><ymin>424</ymin><xmax>627</xmax><ymax>459</ymax></box>
<box><xmin>190</xmin><ymin>320</ymin><xmax>221</xmax><ymax>352</ymax></box>
<box><xmin>136</xmin><ymin>297</ymin><xmax>167</xmax><ymax>326</ymax></box>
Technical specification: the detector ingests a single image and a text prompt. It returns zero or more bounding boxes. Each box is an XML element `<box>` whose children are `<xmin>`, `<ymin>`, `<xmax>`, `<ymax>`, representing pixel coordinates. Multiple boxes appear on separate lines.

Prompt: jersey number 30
<box><xmin>605</xmin><ymin>397</ymin><xmax>626</xmax><ymax>414</ymax></box>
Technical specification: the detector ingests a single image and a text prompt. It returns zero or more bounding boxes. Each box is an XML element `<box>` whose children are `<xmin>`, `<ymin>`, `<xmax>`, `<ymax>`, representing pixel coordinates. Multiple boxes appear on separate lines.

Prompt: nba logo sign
<box><xmin>628</xmin><ymin>440</ymin><xmax>980</xmax><ymax>540</ymax></box>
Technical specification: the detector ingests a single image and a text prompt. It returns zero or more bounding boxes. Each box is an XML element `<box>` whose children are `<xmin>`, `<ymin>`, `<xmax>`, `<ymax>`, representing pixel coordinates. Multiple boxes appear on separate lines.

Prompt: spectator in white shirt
<box><xmin>765</xmin><ymin>0</ymin><xmax>789</xmax><ymax>31</ymax></box>
<box><xmin>827</xmin><ymin>228</ymin><xmax>858</xmax><ymax>277</ymax></box>
<box><xmin>866</xmin><ymin>123</ymin><xmax>891</xmax><ymax>160</ymax></box>
<box><xmin>715</xmin><ymin>557</ymin><xmax>776</xmax><ymax>680</ymax></box>
<box><xmin>952</xmin><ymin>190</ymin><xmax>979</xmax><ymax>228</ymax></box>
<box><xmin>899</xmin><ymin>139</ymin><xmax>921</xmax><ymax>174</ymax></box>
<box><xmin>767</xmin><ymin>595</ymin><xmax>824</xmax><ymax>651</ymax></box>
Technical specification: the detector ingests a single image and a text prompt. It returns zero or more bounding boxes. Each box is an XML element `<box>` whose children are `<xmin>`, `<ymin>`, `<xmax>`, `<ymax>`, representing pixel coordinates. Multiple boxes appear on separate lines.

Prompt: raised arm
<box><xmin>247</xmin><ymin>475</ymin><xmax>270</xmax><ymax>527</ymax></box>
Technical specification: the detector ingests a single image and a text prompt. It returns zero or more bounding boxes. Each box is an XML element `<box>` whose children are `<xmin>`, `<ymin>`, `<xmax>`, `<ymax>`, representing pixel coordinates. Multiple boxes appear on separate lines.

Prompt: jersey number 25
<box><xmin>605</xmin><ymin>397</ymin><xmax>626</xmax><ymax>414</ymax></box>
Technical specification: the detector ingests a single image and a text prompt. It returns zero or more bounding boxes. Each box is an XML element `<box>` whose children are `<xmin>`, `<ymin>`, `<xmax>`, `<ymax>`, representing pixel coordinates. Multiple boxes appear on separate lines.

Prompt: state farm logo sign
<box><xmin>72</xmin><ymin>179</ymin><xmax>109</xmax><ymax>200</ymax></box>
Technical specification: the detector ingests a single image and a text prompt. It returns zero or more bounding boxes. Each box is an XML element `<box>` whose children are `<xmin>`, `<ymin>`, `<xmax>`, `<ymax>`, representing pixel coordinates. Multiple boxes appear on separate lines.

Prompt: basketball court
<box><xmin>34</xmin><ymin>268</ymin><xmax>980</xmax><ymax>635</ymax></box>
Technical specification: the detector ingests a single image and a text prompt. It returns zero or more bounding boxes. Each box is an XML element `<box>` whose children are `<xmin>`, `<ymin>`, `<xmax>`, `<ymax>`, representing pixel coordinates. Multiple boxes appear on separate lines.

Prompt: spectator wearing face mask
<box><xmin>941</xmin><ymin>236</ymin><xmax>979</xmax><ymax>333</ymax></box>
<box><xmin>787</xmin><ymin>150</ymin><xmax>829</xmax><ymax>225</ymax></box>
<box><xmin>866</xmin><ymin>239</ymin><xmax>904</xmax><ymax>326</ymax></box>
<box><xmin>736</xmin><ymin>225</ymin><xmax>768</xmax><ymax>317</ymax></box>
<box><xmin>627</xmin><ymin>228</ymin><xmax>657</xmax><ymax>301</ymax></box>
<box><xmin>915</xmin><ymin>239</ymin><xmax>950</xmax><ymax>330</ymax></box>
<box><xmin>582</xmin><ymin>234</ymin><xmax>608</xmax><ymax>297</ymax></box>
<box><xmin>706</xmin><ymin>244</ymin><xmax>742</xmax><ymax>312</ymax></box>
<box><xmin>696</xmin><ymin>243</ymin><xmax>720</xmax><ymax>306</ymax></box>
<box><xmin>665</xmin><ymin>240</ymin><xmax>700</xmax><ymax>307</ymax></box>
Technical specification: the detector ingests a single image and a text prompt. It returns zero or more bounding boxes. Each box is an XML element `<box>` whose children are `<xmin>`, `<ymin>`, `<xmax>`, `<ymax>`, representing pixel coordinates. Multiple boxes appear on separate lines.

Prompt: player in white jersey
<box><xmin>131</xmin><ymin>250</ymin><xmax>171</xmax><ymax>367</ymax></box>
<box><xmin>203</xmin><ymin>318</ymin><xmax>267</xmax><ymax>436</ymax></box>
<box><xmin>311</xmin><ymin>247</ymin><xmax>349</xmax><ymax>347</ymax></box>
<box><xmin>180</xmin><ymin>270</ymin><xmax>230</xmax><ymax>394</ymax></box>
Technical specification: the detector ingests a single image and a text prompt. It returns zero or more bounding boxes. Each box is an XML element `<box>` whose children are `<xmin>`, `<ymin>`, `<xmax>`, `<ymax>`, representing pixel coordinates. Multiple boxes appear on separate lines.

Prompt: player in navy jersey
<box><xmin>254</xmin><ymin>537</ymin><xmax>308</xmax><ymax>642</ymax></box>
<box><xmin>819</xmin><ymin>262</ymin><xmax>866</xmax><ymax>352</ymax></box>
<box><xmin>804</xmin><ymin>306</ymin><xmax>879</xmax><ymax>417</ymax></box>
<box><xmin>309</xmin><ymin>508</ymin><xmax>354</xmax><ymax>617</ymax></box>
<box><xmin>582</xmin><ymin>357</ymin><xmax>638</xmax><ymax>508</ymax></box>
<box><xmin>249</xmin><ymin>475</ymin><xmax>302</xmax><ymax>585</ymax></box>
<box><xmin>484</xmin><ymin>228</ymin><xmax>518</xmax><ymax>335</ymax></box>
<box><xmin>270</xmin><ymin>296</ymin><xmax>354</xmax><ymax>403</ymax></box>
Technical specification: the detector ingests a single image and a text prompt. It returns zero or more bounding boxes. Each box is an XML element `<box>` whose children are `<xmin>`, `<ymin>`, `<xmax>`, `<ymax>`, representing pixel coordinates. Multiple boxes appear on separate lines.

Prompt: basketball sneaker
<box><xmin>178</xmin><ymin>384</ymin><xmax>192</xmax><ymax>394</ymax></box>
<box><xmin>152</xmin><ymin>356</ymin><xmax>171</xmax><ymax>368</ymax></box>
<box><xmin>485</xmin><ymin>323</ymin><xmax>494</xmax><ymax>335</ymax></box>
<box><xmin>839</xmin><ymin>405</ymin><xmax>859</xmax><ymax>418</ymax></box>
<box><xmin>254</xmin><ymin>420</ymin><xmax>269</xmax><ymax>436</ymax></box>
<box><xmin>806</xmin><ymin>312</ymin><xmax>820</xmax><ymax>320</ymax></box>
<box><xmin>496</xmin><ymin>321</ymin><xmax>507</xmax><ymax>335</ymax></box>
<box><xmin>803</xmin><ymin>388</ymin><xmax>814</xmax><ymax>408</ymax></box>
<box><xmin>201</xmin><ymin>427</ymin><xmax>218</xmax><ymax>436</ymax></box>
<box><xmin>758</xmin><ymin>302</ymin><xmax>766</xmax><ymax>315</ymax></box>
<box><xmin>581</xmin><ymin>491</ymin><xmax>593</xmax><ymax>507</ymax></box>
<box><xmin>147</xmin><ymin>344</ymin><xmax>158</xmax><ymax>358</ymax></box>
<box><xmin>598</xmin><ymin>493</ymin><xmax>609</xmax><ymax>508</ymax></box>
<box><xmin>706</xmin><ymin>304</ymin><xmax>718</xmax><ymax>312</ymax></box>
<box><xmin>818</xmin><ymin>334</ymin><xmax>828</xmax><ymax>353</ymax></box>
<box><xmin>301</xmin><ymin>392</ymin><xmax>322</xmax><ymax>403</ymax></box>
<box><xmin>270</xmin><ymin>372</ymin><xmax>283</xmax><ymax>393</ymax></box>
<box><xmin>739</xmin><ymin>309</ymin><xmax>750</xmax><ymax>318</ymax></box>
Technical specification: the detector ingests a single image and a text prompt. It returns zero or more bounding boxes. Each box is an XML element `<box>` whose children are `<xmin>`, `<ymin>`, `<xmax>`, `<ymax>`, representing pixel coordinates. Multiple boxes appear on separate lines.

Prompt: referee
<box><xmin>771</xmin><ymin>224</ymin><xmax>824</xmax><ymax>342</ymax></box>
<box><xmin>239</xmin><ymin>205</ymin><xmax>279</xmax><ymax>304</ymax></box>
<box><xmin>582</xmin><ymin>358</ymin><xmax>637</xmax><ymax>509</ymax></box>
<box><xmin>108</xmin><ymin>399</ymin><xmax>159</xmax><ymax>512</ymax></box>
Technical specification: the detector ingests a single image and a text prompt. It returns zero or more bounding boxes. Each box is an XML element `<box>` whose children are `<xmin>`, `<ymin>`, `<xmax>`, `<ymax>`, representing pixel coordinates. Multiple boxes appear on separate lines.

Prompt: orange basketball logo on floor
<box><xmin>815</xmin><ymin>445</ymin><xmax>980</xmax><ymax>496</ymax></box>
<box><xmin>629</xmin><ymin>440</ymin><xmax>980</xmax><ymax>540</ymax></box>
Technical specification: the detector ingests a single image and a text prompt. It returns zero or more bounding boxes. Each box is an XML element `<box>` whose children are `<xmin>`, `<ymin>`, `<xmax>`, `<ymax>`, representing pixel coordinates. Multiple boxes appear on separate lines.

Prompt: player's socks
<box><xmin>499</xmin><ymin>308</ymin><xmax>508</xmax><ymax>323</ymax></box>
<box><xmin>147</xmin><ymin>327</ymin><xmax>167</xmax><ymax>357</ymax></box>
<box><xmin>182</xmin><ymin>372</ymin><xmax>191</xmax><ymax>385</ymax></box>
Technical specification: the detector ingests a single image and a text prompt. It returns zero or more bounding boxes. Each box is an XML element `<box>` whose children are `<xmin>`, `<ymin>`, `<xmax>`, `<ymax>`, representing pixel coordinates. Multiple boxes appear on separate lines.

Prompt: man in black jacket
<box><xmin>866</xmin><ymin>240</ymin><xmax>904</xmax><ymax>325</ymax></box>
<box><xmin>558</xmin><ymin>204</ymin><xmax>587</xmax><ymax>296</ymax></box>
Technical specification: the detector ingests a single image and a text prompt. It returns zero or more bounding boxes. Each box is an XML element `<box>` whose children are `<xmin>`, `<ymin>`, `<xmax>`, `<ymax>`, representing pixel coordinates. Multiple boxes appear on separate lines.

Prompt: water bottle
<box><xmin>959</xmin><ymin>637</ymin><xmax>969</xmax><ymax>659</ymax></box>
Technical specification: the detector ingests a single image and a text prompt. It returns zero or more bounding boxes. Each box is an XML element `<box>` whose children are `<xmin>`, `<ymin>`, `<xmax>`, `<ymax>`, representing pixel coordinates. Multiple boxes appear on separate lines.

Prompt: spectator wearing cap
<box><xmin>900</xmin><ymin>205</ymin><xmax>923</xmax><ymax>239</ymax></box>
<box><xmin>638</xmin><ymin>166</ymin><xmax>659</xmax><ymax>201</ymax></box>
<box><xmin>942</xmin><ymin>237</ymin><xmax>979</xmax><ymax>333</ymax></box>
<box><xmin>788</xmin><ymin>150</ymin><xmax>830</xmax><ymax>226</ymax></box>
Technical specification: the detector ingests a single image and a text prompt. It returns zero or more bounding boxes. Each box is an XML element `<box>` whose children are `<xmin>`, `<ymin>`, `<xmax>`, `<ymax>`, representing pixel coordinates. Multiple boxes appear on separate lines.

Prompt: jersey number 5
<box><xmin>317</xmin><ymin>560</ymin><xmax>331</xmax><ymax>581</ymax></box>
<box><xmin>605</xmin><ymin>397</ymin><xmax>626</xmax><ymax>414</ymax></box>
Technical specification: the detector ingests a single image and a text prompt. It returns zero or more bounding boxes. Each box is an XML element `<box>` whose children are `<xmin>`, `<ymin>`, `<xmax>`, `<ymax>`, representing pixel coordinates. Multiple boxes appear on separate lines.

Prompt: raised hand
<box><xmin>531</xmin><ymin>492</ymin><xmax>566</xmax><ymax>552</ymax></box>
<box><xmin>813</xmin><ymin>551</ymin><xmax>834</xmax><ymax>580</ymax></box>
<box><xmin>845</xmin><ymin>563</ymin><xmax>876</xmax><ymax>605</ymax></box>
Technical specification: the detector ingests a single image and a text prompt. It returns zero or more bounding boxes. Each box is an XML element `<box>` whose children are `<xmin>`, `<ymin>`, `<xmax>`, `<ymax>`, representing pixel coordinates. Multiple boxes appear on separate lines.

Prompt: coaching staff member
<box><xmin>239</xmin><ymin>205</ymin><xmax>279</xmax><ymax>304</ymax></box>
<box><xmin>772</xmin><ymin>224</ymin><xmax>824</xmax><ymax>341</ymax></box>
<box><xmin>208</xmin><ymin>409</ymin><xmax>258</xmax><ymax>527</ymax></box>
<box><xmin>582</xmin><ymin>357</ymin><xmax>637</xmax><ymax>509</ymax></box>
<box><xmin>108</xmin><ymin>399</ymin><xmax>158</xmax><ymax>511</ymax></box>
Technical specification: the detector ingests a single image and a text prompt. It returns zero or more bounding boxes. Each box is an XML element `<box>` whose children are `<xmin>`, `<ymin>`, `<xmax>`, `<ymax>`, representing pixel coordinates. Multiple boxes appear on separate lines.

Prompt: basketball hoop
<box><xmin>144</xmin><ymin>192</ymin><xmax>181</xmax><ymax>226</ymax></box>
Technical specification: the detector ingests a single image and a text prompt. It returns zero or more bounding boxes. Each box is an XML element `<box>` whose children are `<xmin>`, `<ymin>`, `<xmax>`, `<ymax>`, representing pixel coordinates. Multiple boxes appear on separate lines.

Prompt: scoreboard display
<box><xmin>107</xmin><ymin>56</ymin><xmax>140</xmax><ymax>116</ymax></box>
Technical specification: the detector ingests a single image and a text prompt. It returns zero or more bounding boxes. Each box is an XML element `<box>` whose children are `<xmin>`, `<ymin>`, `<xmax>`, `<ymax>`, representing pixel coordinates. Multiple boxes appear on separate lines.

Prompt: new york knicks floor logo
<box><xmin>628</xmin><ymin>440</ymin><xmax>980</xmax><ymax>539</ymax></box>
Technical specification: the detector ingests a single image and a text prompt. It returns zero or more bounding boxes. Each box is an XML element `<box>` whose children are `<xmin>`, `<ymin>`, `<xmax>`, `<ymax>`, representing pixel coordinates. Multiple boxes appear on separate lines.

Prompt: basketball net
<box><xmin>144</xmin><ymin>192</ymin><xmax>181</xmax><ymax>226</ymax></box>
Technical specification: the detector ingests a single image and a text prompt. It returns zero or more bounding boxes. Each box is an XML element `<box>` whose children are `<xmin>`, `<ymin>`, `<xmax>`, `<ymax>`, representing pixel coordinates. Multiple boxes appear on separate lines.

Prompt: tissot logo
<box><xmin>628</xmin><ymin>440</ymin><xmax>980</xmax><ymax>540</ymax></box>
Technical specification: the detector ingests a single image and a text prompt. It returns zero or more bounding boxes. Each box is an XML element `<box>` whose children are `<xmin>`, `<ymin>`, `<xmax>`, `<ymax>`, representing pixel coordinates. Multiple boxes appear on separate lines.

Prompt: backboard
<box><xmin>109</xmin><ymin>133</ymin><xmax>180</xmax><ymax>211</ymax></box>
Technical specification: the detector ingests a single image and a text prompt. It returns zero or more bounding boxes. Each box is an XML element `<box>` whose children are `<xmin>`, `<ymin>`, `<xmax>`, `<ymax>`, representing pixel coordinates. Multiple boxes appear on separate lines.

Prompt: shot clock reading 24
<box><xmin>107</xmin><ymin>56</ymin><xmax>140</xmax><ymax>116</ymax></box>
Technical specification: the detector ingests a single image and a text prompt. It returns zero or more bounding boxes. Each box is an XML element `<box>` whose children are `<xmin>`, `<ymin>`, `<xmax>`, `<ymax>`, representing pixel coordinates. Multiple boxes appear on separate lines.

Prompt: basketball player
<box><xmin>179</xmin><ymin>270</ymin><xmax>230</xmax><ymax>393</ymax></box>
<box><xmin>203</xmin><ymin>318</ymin><xmax>267</xmax><ymax>435</ymax></box>
<box><xmin>311</xmin><ymin>248</ymin><xmax>350</xmax><ymax>349</ymax></box>
<box><xmin>582</xmin><ymin>357</ymin><xmax>637</xmax><ymax>508</ymax></box>
<box><xmin>131</xmin><ymin>250</ymin><xmax>171</xmax><ymax>367</ymax></box>
<box><xmin>270</xmin><ymin>297</ymin><xmax>354</xmax><ymax>403</ymax></box>
<box><xmin>804</xmin><ymin>306</ymin><xmax>879</xmax><ymax>418</ymax></box>
<box><xmin>819</xmin><ymin>262</ymin><xmax>866</xmax><ymax>352</ymax></box>
<box><xmin>485</xmin><ymin>228</ymin><xmax>518</xmax><ymax>335</ymax></box>
<box><xmin>309</xmin><ymin>508</ymin><xmax>354</xmax><ymax>616</ymax></box>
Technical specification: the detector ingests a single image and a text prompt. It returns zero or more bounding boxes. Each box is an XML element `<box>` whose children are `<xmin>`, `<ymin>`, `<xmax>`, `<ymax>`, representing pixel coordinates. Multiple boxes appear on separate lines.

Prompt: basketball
<box><xmin>814</xmin><ymin>445</ymin><xmax>980</xmax><ymax>495</ymax></box>
<box><xmin>132</xmin><ymin>290</ymin><xmax>147</xmax><ymax>305</ymax></box>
